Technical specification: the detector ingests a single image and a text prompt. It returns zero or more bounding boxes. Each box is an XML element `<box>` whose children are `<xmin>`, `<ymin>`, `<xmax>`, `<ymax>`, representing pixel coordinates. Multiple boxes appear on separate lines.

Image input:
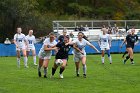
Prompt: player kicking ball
<box><xmin>51</xmin><ymin>36</ymin><xmax>72</xmax><ymax>79</ymax></box>
<box><xmin>98</xmin><ymin>28</ymin><xmax>112</xmax><ymax>64</ymax></box>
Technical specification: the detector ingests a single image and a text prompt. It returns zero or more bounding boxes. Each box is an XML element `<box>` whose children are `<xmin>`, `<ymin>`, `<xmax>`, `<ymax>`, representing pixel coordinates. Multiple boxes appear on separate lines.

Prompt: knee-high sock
<box><xmin>17</xmin><ymin>58</ymin><xmax>20</xmax><ymax>67</ymax></box>
<box><xmin>83</xmin><ymin>64</ymin><xmax>87</xmax><ymax>74</ymax></box>
<box><xmin>52</xmin><ymin>67</ymin><xmax>56</xmax><ymax>75</ymax></box>
<box><xmin>33</xmin><ymin>56</ymin><xmax>36</xmax><ymax>64</ymax></box>
<box><xmin>101</xmin><ymin>57</ymin><xmax>105</xmax><ymax>63</ymax></box>
<box><xmin>24</xmin><ymin>57</ymin><xmax>27</xmax><ymax>66</ymax></box>
<box><xmin>76</xmin><ymin>68</ymin><xmax>80</xmax><ymax>74</ymax></box>
<box><xmin>44</xmin><ymin>67</ymin><xmax>48</xmax><ymax>75</ymax></box>
<box><xmin>108</xmin><ymin>56</ymin><xmax>112</xmax><ymax>63</ymax></box>
<box><xmin>59</xmin><ymin>67</ymin><xmax>65</xmax><ymax>74</ymax></box>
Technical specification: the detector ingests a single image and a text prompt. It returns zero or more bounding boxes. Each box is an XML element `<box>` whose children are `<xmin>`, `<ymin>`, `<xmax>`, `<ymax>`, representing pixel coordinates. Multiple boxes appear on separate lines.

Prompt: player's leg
<box><xmin>122</xmin><ymin>51</ymin><xmax>128</xmax><ymax>58</ymax></box>
<box><xmin>74</xmin><ymin>55</ymin><xmax>80</xmax><ymax>77</ymax></box>
<box><xmin>51</xmin><ymin>59</ymin><xmax>58</xmax><ymax>77</ymax></box>
<box><xmin>59</xmin><ymin>59</ymin><xmax>67</xmax><ymax>79</ymax></box>
<box><xmin>32</xmin><ymin>49</ymin><xmax>37</xmax><ymax>65</ymax></box>
<box><xmin>123</xmin><ymin>48</ymin><xmax>130</xmax><ymax>64</ymax></box>
<box><xmin>22</xmin><ymin>49</ymin><xmax>28</xmax><ymax>68</ymax></box>
<box><xmin>128</xmin><ymin>48</ymin><xmax>134</xmax><ymax>64</ymax></box>
<box><xmin>101</xmin><ymin>50</ymin><xmax>105</xmax><ymax>64</ymax></box>
<box><xmin>38</xmin><ymin>58</ymin><xmax>43</xmax><ymax>77</ymax></box>
<box><xmin>81</xmin><ymin>56</ymin><xmax>87</xmax><ymax>78</ymax></box>
<box><xmin>43</xmin><ymin>59</ymin><xmax>50</xmax><ymax>78</ymax></box>
<box><xmin>106</xmin><ymin>49</ymin><xmax>112</xmax><ymax>64</ymax></box>
<box><xmin>16</xmin><ymin>50</ymin><xmax>21</xmax><ymax>68</ymax></box>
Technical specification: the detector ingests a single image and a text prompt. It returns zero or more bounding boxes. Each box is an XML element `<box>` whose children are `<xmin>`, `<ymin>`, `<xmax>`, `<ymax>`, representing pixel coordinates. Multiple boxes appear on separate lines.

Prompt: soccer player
<box><xmin>51</xmin><ymin>36</ymin><xmax>73</xmax><ymax>79</ymax></box>
<box><xmin>13</xmin><ymin>27</ymin><xmax>28</xmax><ymax>68</ymax></box>
<box><xmin>26</xmin><ymin>30</ymin><xmax>37</xmax><ymax>65</ymax></box>
<box><xmin>38</xmin><ymin>32</ymin><xmax>57</xmax><ymax>78</ymax></box>
<box><xmin>121</xmin><ymin>28</ymin><xmax>138</xmax><ymax>64</ymax></box>
<box><xmin>98</xmin><ymin>28</ymin><xmax>112</xmax><ymax>64</ymax></box>
<box><xmin>72</xmin><ymin>32</ymin><xmax>99</xmax><ymax>78</ymax></box>
<box><xmin>58</xmin><ymin>28</ymin><xmax>67</xmax><ymax>42</ymax></box>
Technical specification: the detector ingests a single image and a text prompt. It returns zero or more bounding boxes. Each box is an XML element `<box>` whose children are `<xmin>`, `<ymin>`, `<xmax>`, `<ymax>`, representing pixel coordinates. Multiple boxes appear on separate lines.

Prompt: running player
<box><xmin>121</xmin><ymin>28</ymin><xmax>138</xmax><ymax>64</ymax></box>
<box><xmin>38</xmin><ymin>32</ymin><xmax>57</xmax><ymax>78</ymax></box>
<box><xmin>72</xmin><ymin>32</ymin><xmax>99</xmax><ymax>78</ymax></box>
<box><xmin>13</xmin><ymin>27</ymin><xmax>28</xmax><ymax>68</ymax></box>
<box><xmin>51</xmin><ymin>36</ymin><xmax>73</xmax><ymax>79</ymax></box>
<box><xmin>98</xmin><ymin>28</ymin><xmax>112</xmax><ymax>64</ymax></box>
<box><xmin>26</xmin><ymin>30</ymin><xmax>37</xmax><ymax>65</ymax></box>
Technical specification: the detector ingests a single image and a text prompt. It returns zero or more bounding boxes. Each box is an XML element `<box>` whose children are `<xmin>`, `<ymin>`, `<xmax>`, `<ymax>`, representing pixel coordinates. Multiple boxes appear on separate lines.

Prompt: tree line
<box><xmin>0</xmin><ymin>0</ymin><xmax>140</xmax><ymax>42</ymax></box>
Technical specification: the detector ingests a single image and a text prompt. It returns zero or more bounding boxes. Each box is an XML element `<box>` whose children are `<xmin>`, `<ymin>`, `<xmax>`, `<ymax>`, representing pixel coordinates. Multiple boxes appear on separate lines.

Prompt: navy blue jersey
<box><xmin>55</xmin><ymin>42</ymin><xmax>72</xmax><ymax>59</ymax></box>
<box><xmin>126</xmin><ymin>34</ymin><xmax>138</xmax><ymax>48</ymax></box>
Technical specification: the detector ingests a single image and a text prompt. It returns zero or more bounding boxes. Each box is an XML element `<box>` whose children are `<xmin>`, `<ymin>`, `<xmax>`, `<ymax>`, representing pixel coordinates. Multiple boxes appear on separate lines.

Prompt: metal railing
<box><xmin>53</xmin><ymin>20</ymin><xmax>140</xmax><ymax>32</ymax></box>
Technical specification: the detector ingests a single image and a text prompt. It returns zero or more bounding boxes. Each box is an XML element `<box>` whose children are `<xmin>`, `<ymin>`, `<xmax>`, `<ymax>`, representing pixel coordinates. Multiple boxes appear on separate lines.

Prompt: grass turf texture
<box><xmin>0</xmin><ymin>54</ymin><xmax>140</xmax><ymax>93</ymax></box>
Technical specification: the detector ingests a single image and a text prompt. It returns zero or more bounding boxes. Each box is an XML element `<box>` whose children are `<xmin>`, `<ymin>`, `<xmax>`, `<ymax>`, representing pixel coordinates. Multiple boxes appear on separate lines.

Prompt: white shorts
<box><xmin>27</xmin><ymin>46</ymin><xmax>35</xmax><ymax>51</ymax></box>
<box><xmin>16</xmin><ymin>45</ymin><xmax>26</xmax><ymax>51</ymax></box>
<box><xmin>73</xmin><ymin>54</ymin><xmax>86</xmax><ymax>62</ymax></box>
<box><xmin>38</xmin><ymin>51</ymin><xmax>52</xmax><ymax>60</ymax></box>
<box><xmin>100</xmin><ymin>46</ymin><xmax>110</xmax><ymax>51</ymax></box>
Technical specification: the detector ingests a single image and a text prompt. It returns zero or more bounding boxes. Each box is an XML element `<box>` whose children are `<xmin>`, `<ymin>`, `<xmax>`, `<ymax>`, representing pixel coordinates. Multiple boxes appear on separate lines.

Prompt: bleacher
<box><xmin>53</xmin><ymin>20</ymin><xmax>140</xmax><ymax>41</ymax></box>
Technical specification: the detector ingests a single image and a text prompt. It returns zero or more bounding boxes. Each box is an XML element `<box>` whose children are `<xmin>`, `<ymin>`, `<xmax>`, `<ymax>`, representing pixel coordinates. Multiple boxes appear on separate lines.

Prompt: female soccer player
<box><xmin>72</xmin><ymin>32</ymin><xmax>99</xmax><ymax>78</ymax></box>
<box><xmin>98</xmin><ymin>28</ymin><xmax>112</xmax><ymax>64</ymax></box>
<box><xmin>38</xmin><ymin>32</ymin><xmax>57</xmax><ymax>78</ymax></box>
<box><xmin>13</xmin><ymin>27</ymin><xmax>28</xmax><ymax>68</ymax></box>
<box><xmin>51</xmin><ymin>36</ymin><xmax>73</xmax><ymax>79</ymax></box>
<box><xmin>26</xmin><ymin>30</ymin><xmax>37</xmax><ymax>65</ymax></box>
<box><xmin>121</xmin><ymin>28</ymin><xmax>138</xmax><ymax>64</ymax></box>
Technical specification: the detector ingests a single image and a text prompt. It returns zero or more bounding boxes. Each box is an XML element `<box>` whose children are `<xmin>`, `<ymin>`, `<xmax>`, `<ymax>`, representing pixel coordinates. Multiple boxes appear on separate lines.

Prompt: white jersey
<box><xmin>72</xmin><ymin>38</ymin><xmax>92</xmax><ymax>55</ymax></box>
<box><xmin>14</xmin><ymin>33</ymin><xmax>26</xmax><ymax>48</ymax></box>
<box><xmin>99</xmin><ymin>34</ymin><xmax>110</xmax><ymax>49</ymax></box>
<box><xmin>39</xmin><ymin>38</ymin><xmax>57</xmax><ymax>55</ymax></box>
<box><xmin>26</xmin><ymin>35</ymin><xmax>36</xmax><ymax>50</ymax></box>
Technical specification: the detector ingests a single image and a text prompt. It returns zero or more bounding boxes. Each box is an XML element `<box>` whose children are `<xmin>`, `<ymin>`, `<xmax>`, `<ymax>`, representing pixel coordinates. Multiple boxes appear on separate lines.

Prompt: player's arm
<box><xmin>86</xmin><ymin>41</ymin><xmax>100</xmax><ymax>53</ymax></box>
<box><xmin>98</xmin><ymin>36</ymin><xmax>101</xmax><ymax>47</ymax></box>
<box><xmin>135</xmin><ymin>35</ymin><xmax>139</xmax><ymax>45</ymax></box>
<box><xmin>120</xmin><ymin>38</ymin><xmax>126</xmax><ymax>48</ymax></box>
<box><xmin>13</xmin><ymin>34</ymin><xmax>18</xmax><ymax>48</ymax></box>
<box><xmin>44</xmin><ymin>44</ymin><xmax>57</xmax><ymax>51</ymax></box>
<box><xmin>108</xmin><ymin>35</ymin><xmax>112</xmax><ymax>47</ymax></box>
<box><xmin>73</xmin><ymin>43</ymin><xmax>84</xmax><ymax>54</ymax></box>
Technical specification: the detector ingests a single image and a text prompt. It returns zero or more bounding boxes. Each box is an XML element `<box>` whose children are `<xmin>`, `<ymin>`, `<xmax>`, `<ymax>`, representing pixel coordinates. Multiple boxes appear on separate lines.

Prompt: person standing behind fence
<box><xmin>13</xmin><ymin>27</ymin><xmax>28</xmax><ymax>68</ymax></box>
<box><xmin>98</xmin><ymin>28</ymin><xmax>112</xmax><ymax>64</ymax></box>
<box><xmin>26</xmin><ymin>30</ymin><xmax>37</xmax><ymax>66</ymax></box>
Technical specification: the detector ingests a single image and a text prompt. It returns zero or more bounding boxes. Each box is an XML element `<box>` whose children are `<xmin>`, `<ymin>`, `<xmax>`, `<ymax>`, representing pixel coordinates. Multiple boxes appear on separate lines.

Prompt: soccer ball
<box><xmin>55</xmin><ymin>59</ymin><xmax>63</xmax><ymax>66</ymax></box>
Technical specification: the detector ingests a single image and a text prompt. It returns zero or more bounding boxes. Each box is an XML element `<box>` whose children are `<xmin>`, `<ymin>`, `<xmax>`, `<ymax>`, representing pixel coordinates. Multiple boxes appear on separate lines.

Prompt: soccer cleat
<box><xmin>34</xmin><ymin>63</ymin><xmax>38</xmax><ymax>66</ymax></box>
<box><xmin>83</xmin><ymin>74</ymin><xmax>86</xmax><ymax>78</ymax></box>
<box><xmin>50</xmin><ymin>75</ymin><xmax>54</xmax><ymax>78</ymax></box>
<box><xmin>131</xmin><ymin>62</ymin><xmax>135</xmax><ymax>65</ymax></box>
<box><xmin>102</xmin><ymin>63</ymin><xmax>104</xmax><ymax>64</ymax></box>
<box><xmin>77</xmin><ymin>74</ymin><xmax>80</xmax><ymax>77</ymax></box>
<box><xmin>44</xmin><ymin>75</ymin><xmax>47</xmax><ymax>78</ymax></box>
<box><xmin>25</xmin><ymin>65</ymin><xmax>29</xmax><ymax>68</ymax></box>
<box><xmin>38</xmin><ymin>71</ymin><xmax>41</xmax><ymax>77</ymax></box>
<box><xmin>123</xmin><ymin>60</ymin><xmax>126</xmax><ymax>64</ymax></box>
<box><xmin>59</xmin><ymin>74</ymin><xmax>64</xmax><ymax>79</ymax></box>
<box><xmin>110</xmin><ymin>63</ymin><xmax>112</xmax><ymax>64</ymax></box>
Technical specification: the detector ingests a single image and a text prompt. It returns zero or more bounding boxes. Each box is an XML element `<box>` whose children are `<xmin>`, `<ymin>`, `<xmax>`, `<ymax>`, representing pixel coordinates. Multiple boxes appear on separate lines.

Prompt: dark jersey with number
<box><xmin>55</xmin><ymin>42</ymin><xmax>72</xmax><ymax>59</ymax></box>
<box><xmin>126</xmin><ymin>34</ymin><xmax>138</xmax><ymax>49</ymax></box>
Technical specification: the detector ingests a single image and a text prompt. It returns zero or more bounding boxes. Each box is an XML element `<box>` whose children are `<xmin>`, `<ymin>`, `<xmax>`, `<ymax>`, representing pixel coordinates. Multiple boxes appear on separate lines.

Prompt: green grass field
<box><xmin>0</xmin><ymin>54</ymin><xmax>140</xmax><ymax>93</ymax></box>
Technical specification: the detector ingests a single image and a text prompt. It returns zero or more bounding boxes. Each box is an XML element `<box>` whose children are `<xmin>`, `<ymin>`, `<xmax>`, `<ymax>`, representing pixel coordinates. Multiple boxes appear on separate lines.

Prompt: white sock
<box><xmin>17</xmin><ymin>58</ymin><xmax>20</xmax><ymax>67</ymax></box>
<box><xmin>33</xmin><ymin>56</ymin><xmax>36</xmax><ymax>64</ymax></box>
<box><xmin>108</xmin><ymin>56</ymin><xmax>112</xmax><ymax>63</ymax></box>
<box><xmin>102</xmin><ymin>57</ymin><xmax>105</xmax><ymax>63</ymax></box>
<box><xmin>24</xmin><ymin>57</ymin><xmax>28</xmax><ymax>66</ymax></box>
<box><xmin>83</xmin><ymin>64</ymin><xmax>87</xmax><ymax>74</ymax></box>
